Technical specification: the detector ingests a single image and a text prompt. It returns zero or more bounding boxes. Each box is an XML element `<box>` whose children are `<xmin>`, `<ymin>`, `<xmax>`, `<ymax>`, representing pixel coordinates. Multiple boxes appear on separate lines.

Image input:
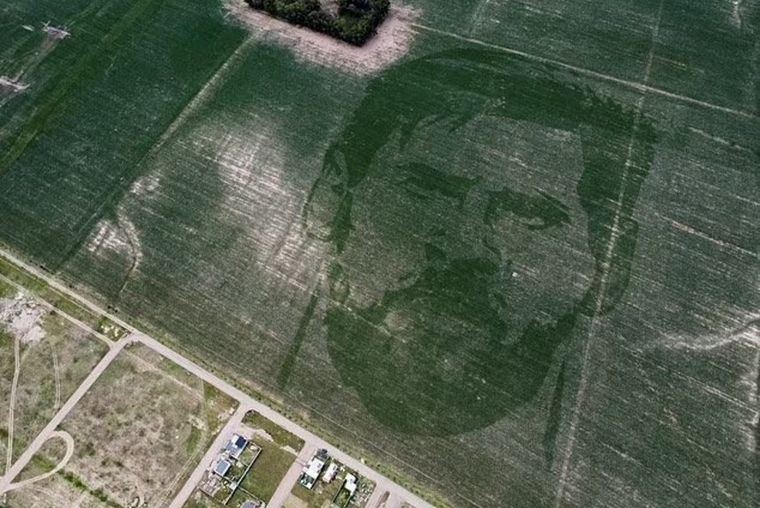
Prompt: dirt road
<box><xmin>0</xmin><ymin>337</ymin><xmax>130</xmax><ymax>495</ymax></box>
<box><xmin>3</xmin><ymin>430</ymin><xmax>74</xmax><ymax>494</ymax></box>
<box><xmin>5</xmin><ymin>336</ymin><xmax>20</xmax><ymax>476</ymax></box>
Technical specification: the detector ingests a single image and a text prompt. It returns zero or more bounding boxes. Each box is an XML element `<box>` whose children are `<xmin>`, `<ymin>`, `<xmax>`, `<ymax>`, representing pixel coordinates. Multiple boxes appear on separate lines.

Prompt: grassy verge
<box><xmin>0</xmin><ymin>277</ymin><xmax>14</xmax><ymax>298</ymax></box>
<box><xmin>236</xmin><ymin>437</ymin><xmax>295</xmax><ymax>503</ymax></box>
<box><xmin>59</xmin><ymin>469</ymin><xmax>123</xmax><ymax>508</ymax></box>
<box><xmin>243</xmin><ymin>411</ymin><xmax>304</xmax><ymax>452</ymax></box>
<box><xmin>26</xmin><ymin>454</ymin><xmax>122</xmax><ymax>508</ymax></box>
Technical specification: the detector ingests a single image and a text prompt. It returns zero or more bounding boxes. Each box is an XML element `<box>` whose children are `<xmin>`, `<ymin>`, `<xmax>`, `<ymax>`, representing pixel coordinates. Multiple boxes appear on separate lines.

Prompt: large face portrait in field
<box><xmin>305</xmin><ymin>49</ymin><xmax>655</xmax><ymax>436</ymax></box>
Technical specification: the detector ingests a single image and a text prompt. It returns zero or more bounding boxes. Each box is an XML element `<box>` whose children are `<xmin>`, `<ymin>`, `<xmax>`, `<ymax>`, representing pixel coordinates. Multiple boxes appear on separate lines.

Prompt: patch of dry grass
<box><xmin>39</xmin><ymin>344</ymin><xmax>238</xmax><ymax>507</ymax></box>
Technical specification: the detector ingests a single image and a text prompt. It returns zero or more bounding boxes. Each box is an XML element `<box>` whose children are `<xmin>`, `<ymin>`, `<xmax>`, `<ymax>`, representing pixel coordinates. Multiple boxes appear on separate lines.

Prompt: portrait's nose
<box><xmin>422</xmin><ymin>197</ymin><xmax>504</xmax><ymax>269</ymax></box>
<box><xmin>453</xmin><ymin>185</ymin><xmax>502</xmax><ymax>259</ymax></box>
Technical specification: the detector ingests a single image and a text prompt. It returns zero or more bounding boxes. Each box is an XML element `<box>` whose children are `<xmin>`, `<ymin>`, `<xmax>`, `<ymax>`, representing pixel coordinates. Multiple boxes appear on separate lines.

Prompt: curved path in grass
<box><xmin>3</xmin><ymin>430</ymin><xmax>74</xmax><ymax>493</ymax></box>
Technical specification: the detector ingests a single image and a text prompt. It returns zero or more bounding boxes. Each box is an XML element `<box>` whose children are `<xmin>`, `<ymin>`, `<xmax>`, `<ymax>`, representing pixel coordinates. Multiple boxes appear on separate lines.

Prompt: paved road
<box><xmin>169</xmin><ymin>404</ymin><xmax>251</xmax><ymax>508</ymax></box>
<box><xmin>0</xmin><ymin>337</ymin><xmax>129</xmax><ymax>495</ymax></box>
<box><xmin>268</xmin><ymin>444</ymin><xmax>317</xmax><ymax>508</ymax></box>
<box><xmin>0</xmin><ymin>248</ymin><xmax>434</xmax><ymax>508</ymax></box>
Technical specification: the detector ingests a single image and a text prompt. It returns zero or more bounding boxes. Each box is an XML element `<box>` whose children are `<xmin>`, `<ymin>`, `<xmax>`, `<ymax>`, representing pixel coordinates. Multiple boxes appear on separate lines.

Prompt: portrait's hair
<box><xmin>304</xmin><ymin>48</ymin><xmax>657</xmax><ymax>316</ymax></box>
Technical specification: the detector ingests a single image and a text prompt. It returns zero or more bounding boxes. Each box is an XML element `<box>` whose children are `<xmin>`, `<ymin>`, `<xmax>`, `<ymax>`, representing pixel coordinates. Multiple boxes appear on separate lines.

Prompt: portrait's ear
<box><xmin>302</xmin><ymin>145</ymin><xmax>352</xmax><ymax>250</ymax></box>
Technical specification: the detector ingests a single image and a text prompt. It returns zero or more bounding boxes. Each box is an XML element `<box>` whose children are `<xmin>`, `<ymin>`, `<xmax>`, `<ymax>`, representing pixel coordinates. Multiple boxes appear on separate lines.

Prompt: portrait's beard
<box><xmin>325</xmin><ymin>256</ymin><xmax>579</xmax><ymax>436</ymax></box>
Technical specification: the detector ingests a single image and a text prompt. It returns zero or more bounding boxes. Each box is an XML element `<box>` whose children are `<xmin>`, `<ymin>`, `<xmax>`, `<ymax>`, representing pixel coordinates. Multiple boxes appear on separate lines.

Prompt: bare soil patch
<box><xmin>0</xmin><ymin>294</ymin><xmax>47</xmax><ymax>345</ymax></box>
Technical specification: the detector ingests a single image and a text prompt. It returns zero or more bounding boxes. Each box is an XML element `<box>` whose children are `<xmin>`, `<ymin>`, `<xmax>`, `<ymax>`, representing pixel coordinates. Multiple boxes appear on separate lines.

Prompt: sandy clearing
<box><xmin>0</xmin><ymin>294</ymin><xmax>47</xmax><ymax>345</ymax></box>
<box><xmin>0</xmin><ymin>273</ymin><xmax>112</xmax><ymax>348</ymax></box>
<box><xmin>223</xmin><ymin>1</ymin><xmax>419</xmax><ymax>75</ymax></box>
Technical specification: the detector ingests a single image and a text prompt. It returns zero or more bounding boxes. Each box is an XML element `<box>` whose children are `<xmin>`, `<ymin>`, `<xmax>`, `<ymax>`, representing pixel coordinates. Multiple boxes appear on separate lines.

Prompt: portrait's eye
<box><xmin>395</xmin><ymin>162</ymin><xmax>479</xmax><ymax>207</ymax></box>
<box><xmin>397</xmin><ymin>174</ymin><xmax>432</xmax><ymax>201</ymax></box>
<box><xmin>485</xmin><ymin>187</ymin><xmax>570</xmax><ymax>230</ymax></box>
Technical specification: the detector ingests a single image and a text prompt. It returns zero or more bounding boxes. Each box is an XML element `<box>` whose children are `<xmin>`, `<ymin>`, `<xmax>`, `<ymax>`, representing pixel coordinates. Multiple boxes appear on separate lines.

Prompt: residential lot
<box><xmin>288</xmin><ymin>451</ymin><xmax>374</xmax><ymax>508</ymax></box>
<box><xmin>184</xmin><ymin>411</ymin><xmax>303</xmax><ymax>508</ymax></box>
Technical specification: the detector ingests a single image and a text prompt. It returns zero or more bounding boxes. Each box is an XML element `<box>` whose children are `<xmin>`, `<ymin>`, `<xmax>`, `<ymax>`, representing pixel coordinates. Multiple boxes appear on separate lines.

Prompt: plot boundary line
<box><xmin>411</xmin><ymin>22</ymin><xmax>759</xmax><ymax>121</ymax></box>
<box><xmin>553</xmin><ymin>1</ymin><xmax>665</xmax><ymax>504</ymax></box>
<box><xmin>167</xmin><ymin>404</ymin><xmax>249</xmax><ymax>508</ymax></box>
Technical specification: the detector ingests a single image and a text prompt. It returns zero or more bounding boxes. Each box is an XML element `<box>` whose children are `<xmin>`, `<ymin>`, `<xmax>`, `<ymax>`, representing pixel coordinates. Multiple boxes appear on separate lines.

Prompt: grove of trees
<box><xmin>245</xmin><ymin>0</ymin><xmax>391</xmax><ymax>46</ymax></box>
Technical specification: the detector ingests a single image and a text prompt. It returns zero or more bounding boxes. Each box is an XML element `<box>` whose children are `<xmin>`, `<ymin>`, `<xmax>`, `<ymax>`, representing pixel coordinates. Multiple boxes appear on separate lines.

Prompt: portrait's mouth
<box><xmin>326</xmin><ymin>292</ymin><xmax>578</xmax><ymax>435</ymax></box>
<box><xmin>379</xmin><ymin>301</ymin><xmax>502</xmax><ymax>373</ymax></box>
<box><xmin>321</xmin><ymin>177</ymin><xmax>589</xmax><ymax>435</ymax></box>
<box><xmin>345</xmin><ymin>260</ymin><xmax>535</xmax><ymax>382</ymax></box>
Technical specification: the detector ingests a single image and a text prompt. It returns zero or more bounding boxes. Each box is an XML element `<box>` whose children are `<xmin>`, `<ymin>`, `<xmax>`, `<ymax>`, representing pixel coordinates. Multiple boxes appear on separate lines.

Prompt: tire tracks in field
<box><xmin>466</xmin><ymin>0</ymin><xmax>492</xmax><ymax>37</ymax></box>
<box><xmin>114</xmin><ymin>215</ymin><xmax>143</xmax><ymax>300</ymax></box>
<box><xmin>411</xmin><ymin>21</ymin><xmax>759</xmax><ymax>121</ymax></box>
<box><xmin>0</xmin><ymin>0</ymin><xmax>113</xmax><ymax>116</ymax></box>
<box><xmin>57</xmin><ymin>35</ymin><xmax>256</xmax><ymax>275</ymax></box>
<box><xmin>553</xmin><ymin>1</ymin><xmax>665</xmax><ymax>505</ymax></box>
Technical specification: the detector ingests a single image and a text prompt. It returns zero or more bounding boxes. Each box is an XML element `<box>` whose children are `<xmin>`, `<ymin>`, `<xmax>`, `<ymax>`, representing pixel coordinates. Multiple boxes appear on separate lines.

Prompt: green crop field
<box><xmin>1</xmin><ymin>1</ymin><xmax>758</xmax><ymax>506</ymax></box>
